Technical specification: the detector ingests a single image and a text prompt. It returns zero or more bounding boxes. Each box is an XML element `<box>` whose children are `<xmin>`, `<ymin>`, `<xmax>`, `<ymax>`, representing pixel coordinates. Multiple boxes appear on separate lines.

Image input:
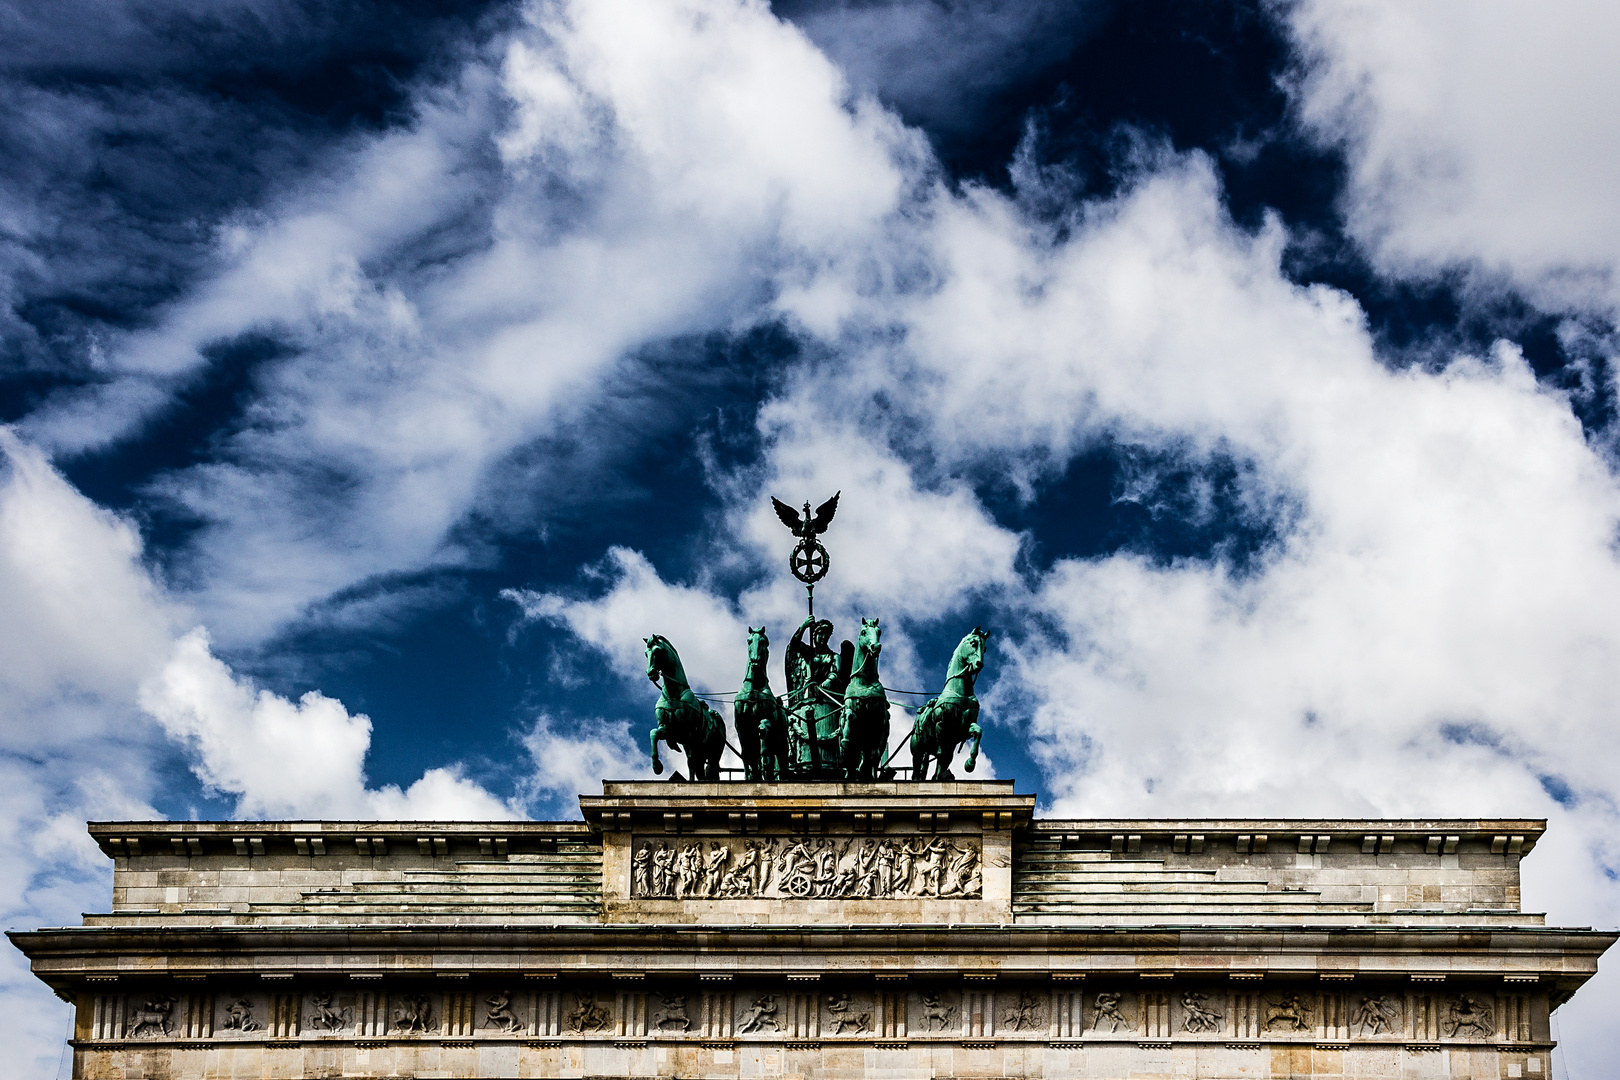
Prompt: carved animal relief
<box><xmin>1181</xmin><ymin>991</ymin><xmax>1221</xmax><ymax>1033</ymax></box>
<box><xmin>632</xmin><ymin>835</ymin><xmax>983</xmax><ymax>899</ymax></box>
<box><xmin>486</xmin><ymin>991</ymin><xmax>521</xmax><ymax>1033</ymax></box>
<box><xmin>1443</xmin><ymin>994</ymin><xmax>1493</xmax><ymax>1039</ymax></box>
<box><xmin>393</xmin><ymin>994</ymin><xmax>434</xmax><ymax>1033</ymax></box>
<box><xmin>307</xmin><ymin>992</ymin><xmax>348</xmax><ymax>1031</ymax></box>
<box><xmin>1262</xmin><ymin>994</ymin><xmax>1312</xmax><ymax>1032</ymax></box>
<box><xmin>128</xmin><ymin>997</ymin><xmax>174</xmax><ymax>1038</ymax></box>
<box><xmin>568</xmin><ymin>992</ymin><xmax>612</xmax><ymax>1033</ymax></box>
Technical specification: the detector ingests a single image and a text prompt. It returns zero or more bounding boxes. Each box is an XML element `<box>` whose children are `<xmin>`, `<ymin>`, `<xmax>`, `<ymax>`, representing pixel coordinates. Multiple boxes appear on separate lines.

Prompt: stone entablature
<box><xmin>10</xmin><ymin>782</ymin><xmax>1611</xmax><ymax>1079</ymax></box>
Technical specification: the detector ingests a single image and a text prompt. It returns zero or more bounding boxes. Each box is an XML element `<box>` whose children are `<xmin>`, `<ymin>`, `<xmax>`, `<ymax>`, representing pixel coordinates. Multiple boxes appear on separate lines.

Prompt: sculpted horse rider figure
<box><xmin>735</xmin><ymin>627</ymin><xmax>788</xmax><ymax>781</ymax></box>
<box><xmin>644</xmin><ymin>634</ymin><xmax>725</xmax><ymax>781</ymax></box>
<box><xmin>838</xmin><ymin>617</ymin><xmax>890</xmax><ymax>780</ymax></box>
<box><xmin>911</xmin><ymin>626</ymin><xmax>988</xmax><ymax>780</ymax></box>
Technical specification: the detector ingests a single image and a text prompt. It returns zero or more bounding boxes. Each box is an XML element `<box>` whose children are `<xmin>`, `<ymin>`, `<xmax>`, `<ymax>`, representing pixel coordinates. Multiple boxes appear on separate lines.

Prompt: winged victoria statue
<box><xmin>642</xmin><ymin>491</ymin><xmax>986</xmax><ymax>781</ymax></box>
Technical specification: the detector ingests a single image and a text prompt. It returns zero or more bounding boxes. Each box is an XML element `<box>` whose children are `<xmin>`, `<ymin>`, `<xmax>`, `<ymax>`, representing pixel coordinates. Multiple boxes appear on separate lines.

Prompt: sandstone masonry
<box><xmin>9</xmin><ymin>781</ymin><xmax>1612</xmax><ymax>1079</ymax></box>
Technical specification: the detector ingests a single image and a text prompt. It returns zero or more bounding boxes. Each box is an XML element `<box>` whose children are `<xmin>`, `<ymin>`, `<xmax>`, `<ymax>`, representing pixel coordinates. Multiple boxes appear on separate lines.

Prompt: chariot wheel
<box><xmin>787</xmin><ymin>873</ymin><xmax>813</xmax><ymax>897</ymax></box>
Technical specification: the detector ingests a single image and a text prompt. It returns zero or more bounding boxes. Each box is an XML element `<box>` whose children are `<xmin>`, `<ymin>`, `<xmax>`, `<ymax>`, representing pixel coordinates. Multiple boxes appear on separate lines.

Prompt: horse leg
<box><xmin>765</xmin><ymin>702</ymin><xmax>787</xmax><ymax>781</ymax></box>
<box><xmin>963</xmin><ymin>719</ymin><xmax>983</xmax><ymax>774</ymax></box>
<box><xmin>837</xmin><ymin>703</ymin><xmax>855</xmax><ymax>779</ymax></box>
<box><xmin>702</xmin><ymin>706</ymin><xmax>725</xmax><ymax>781</ymax></box>
<box><xmin>649</xmin><ymin>720</ymin><xmax>666</xmax><ymax>775</ymax></box>
<box><xmin>736</xmin><ymin>702</ymin><xmax>760</xmax><ymax>782</ymax></box>
<box><xmin>911</xmin><ymin>704</ymin><xmax>932</xmax><ymax>781</ymax></box>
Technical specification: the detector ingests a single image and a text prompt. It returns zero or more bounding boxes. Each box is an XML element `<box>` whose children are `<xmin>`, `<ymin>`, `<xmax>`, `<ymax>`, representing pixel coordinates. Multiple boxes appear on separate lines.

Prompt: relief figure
<box><xmin>1443</xmin><ymin>994</ymin><xmax>1493</xmax><ymax>1038</ymax></box>
<box><xmin>308</xmin><ymin>991</ymin><xmax>349</xmax><ymax>1031</ymax></box>
<box><xmin>222</xmin><ymin>998</ymin><xmax>261</xmax><ymax>1032</ymax></box>
<box><xmin>128</xmin><ymin>997</ymin><xmax>174</xmax><ymax>1038</ymax></box>
<box><xmin>394</xmin><ymin>994</ymin><xmax>434</xmax><ymax>1033</ymax></box>
<box><xmin>632</xmin><ymin>846</ymin><xmax>652</xmax><ymax>896</ymax></box>
<box><xmin>1353</xmin><ymin>995</ymin><xmax>1401</xmax><ymax>1036</ymax></box>
<box><xmin>653</xmin><ymin>993</ymin><xmax>691</xmax><ymax>1031</ymax></box>
<box><xmin>487</xmin><ymin>990</ymin><xmax>521</xmax><ymax>1033</ymax></box>
<box><xmin>569</xmin><ymin>991</ymin><xmax>611</xmax><ymax>1033</ymax></box>
<box><xmin>1003</xmin><ymin>991</ymin><xmax>1043</xmax><ymax>1031</ymax></box>
<box><xmin>739</xmin><ymin>994</ymin><xmax>780</xmax><ymax>1033</ymax></box>
<box><xmin>826</xmin><ymin>992</ymin><xmax>870</xmax><ymax>1034</ymax></box>
<box><xmin>1093</xmin><ymin>992</ymin><xmax>1130</xmax><ymax>1033</ymax></box>
<box><xmin>1181</xmin><ymin>990</ymin><xmax>1221</xmax><ymax>1033</ymax></box>
<box><xmin>919</xmin><ymin>992</ymin><xmax>956</xmax><ymax>1031</ymax></box>
<box><xmin>1262</xmin><ymin>994</ymin><xmax>1311</xmax><ymax>1033</ymax></box>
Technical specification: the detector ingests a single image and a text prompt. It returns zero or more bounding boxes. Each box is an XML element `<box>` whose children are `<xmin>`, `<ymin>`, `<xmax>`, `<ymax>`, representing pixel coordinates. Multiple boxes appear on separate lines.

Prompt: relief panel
<box><xmin>631</xmin><ymin>835</ymin><xmax>982</xmax><ymax>899</ymax></box>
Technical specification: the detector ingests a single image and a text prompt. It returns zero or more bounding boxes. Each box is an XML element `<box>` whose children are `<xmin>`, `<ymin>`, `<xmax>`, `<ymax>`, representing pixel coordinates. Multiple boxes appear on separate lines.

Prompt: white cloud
<box><xmin>14</xmin><ymin>0</ymin><xmax>922</xmax><ymax>649</ymax></box>
<box><xmin>518</xmin><ymin>712</ymin><xmax>652</xmax><ymax>818</ymax></box>
<box><xmin>139</xmin><ymin>627</ymin><xmax>516</xmax><ymax>820</ymax></box>
<box><xmin>0</xmin><ymin>433</ymin><xmax>521</xmax><ymax>1074</ymax></box>
<box><xmin>0</xmin><ymin>433</ymin><xmax>175</xmax><ymax>1078</ymax></box>
<box><xmin>1284</xmin><ymin>0</ymin><xmax>1620</xmax><ymax>314</ymax></box>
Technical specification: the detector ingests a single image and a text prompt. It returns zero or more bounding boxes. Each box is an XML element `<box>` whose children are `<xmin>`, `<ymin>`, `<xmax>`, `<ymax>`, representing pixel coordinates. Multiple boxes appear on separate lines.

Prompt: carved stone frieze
<box><xmin>307</xmin><ymin>991</ymin><xmax>348</xmax><ymax>1031</ymax></box>
<box><xmin>128</xmin><ymin>996</ymin><xmax>175</xmax><ymax>1038</ymax></box>
<box><xmin>1352</xmin><ymin>994</ymin><xmax>1401</xmax><ymax>1036</ymax></box>
<box><xmin>1180</xmin><ymin>991</ymin><xmax>1221</xmax><ymax>1034</ymax></box>
<box><xmin>568</xmin><ymin>991</ymin><xmax>612</xmax><ymax>1033</ymax></box>
<box><xmin>631</xmin><ymin>835</ymin><xmax>982</xmax><ymax>899</ymax></box>
<box><xmin>1092</xmin><ymin>992</ymin><xmax>1131</xmax><ymax>1033</ymax></box>
<box><xmin>1261</xmin><ymin>994</ymin><xmax>1311</xmax><ymax>1033</ymax></box>
<box><xmin>1442</xmin><ymin>993</ymin><xmax>1494</xmax><ymax>1039</ymax></box>
<box><xmin>221</xmin><ymin>997</ymin><xmax>260</xmax><ymax>1033</ymax></box>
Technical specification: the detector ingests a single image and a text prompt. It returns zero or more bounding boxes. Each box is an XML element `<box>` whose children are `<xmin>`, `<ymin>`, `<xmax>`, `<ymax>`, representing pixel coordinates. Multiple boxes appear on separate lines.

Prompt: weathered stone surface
<box><xmin>8</xmin><ymin>782</ymin><xmax>1610</xmax><ymax>1079</ymax></box>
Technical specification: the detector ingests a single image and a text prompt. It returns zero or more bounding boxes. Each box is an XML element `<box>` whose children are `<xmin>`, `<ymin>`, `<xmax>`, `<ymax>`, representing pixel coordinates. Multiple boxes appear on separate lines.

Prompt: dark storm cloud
<box><xmin>0</xmin><ymin>0</ymin><xmax>503</xmax><ymax>398</ymax></box>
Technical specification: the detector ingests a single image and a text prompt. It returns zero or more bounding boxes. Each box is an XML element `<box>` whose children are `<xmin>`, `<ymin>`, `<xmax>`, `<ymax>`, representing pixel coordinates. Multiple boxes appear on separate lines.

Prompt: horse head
<box><xmin>644</xmin><ymin>635</ymin><xmax>673</xmax><ymax>686</ymax></box>
<box><xmin>856</xmin><ymin>617</ymin><xmax>882</xmax><ymax>660</ymax></box>
<box><xmin>950</xmin><ymin>625</ymin><xmax>989</xmax><ymax>680</ymax></box>
<box><xmin>746</xmin><ymin>626</ymin><xmax>769</xmax><ymax>666</ymax></box>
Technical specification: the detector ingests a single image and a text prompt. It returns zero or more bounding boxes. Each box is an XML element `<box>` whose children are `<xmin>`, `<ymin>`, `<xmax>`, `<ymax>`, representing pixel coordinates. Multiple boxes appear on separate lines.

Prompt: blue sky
<box><xmin>4</xmin><ymin>0</ymin><xmax>1620</xmax><ymax>1074</ymax></box>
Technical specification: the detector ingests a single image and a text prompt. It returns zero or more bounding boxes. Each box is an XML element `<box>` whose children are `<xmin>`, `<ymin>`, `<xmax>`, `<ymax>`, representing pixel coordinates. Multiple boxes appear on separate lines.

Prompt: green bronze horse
<box><xmin>910</xmin><ymin>626</ymin><xmax>988</xmax><ymax>780</ymax></box>
<box><xmin>837</xmin><ymin>618</ymin><xmax>890</xmax><ymax>780</ymax></box>
<box><xmin>734</xmin><ymin>627</ymin><xmax>788</xmax><ymax>781</ymax></box>
<box><xmin>644</xmin><ymin>634</ymin><xmax>725</xmax><ymax>781</ymax></box>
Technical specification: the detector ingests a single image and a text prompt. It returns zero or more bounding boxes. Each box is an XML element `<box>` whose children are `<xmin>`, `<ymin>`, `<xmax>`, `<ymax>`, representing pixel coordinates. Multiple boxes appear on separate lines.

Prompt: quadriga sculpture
<box><xmin>837</xmin><ymin>618</ymin><xmax>890</xmax><ymax>780</ymax></box>
<box><xmin>644</xmin><ymin>634</ymin><xmax>725</xmax><ymax>781</ymax></box>
<box><xmin>910</xmin><ymin>626</ymin><xmax>987</xmax><ymax>779</ymax></box>
<box><xmin>734</xmin><ymin>627</ymin><xmax>788</xmax><ymax>781</ymax></box>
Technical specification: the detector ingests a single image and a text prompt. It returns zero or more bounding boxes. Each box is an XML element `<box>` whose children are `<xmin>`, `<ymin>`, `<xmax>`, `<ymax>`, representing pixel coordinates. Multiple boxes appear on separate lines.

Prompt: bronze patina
<box><xmin>645</xmin><ymin>496</ymin><xmax>992</xmax><ymax>781</ymax></box>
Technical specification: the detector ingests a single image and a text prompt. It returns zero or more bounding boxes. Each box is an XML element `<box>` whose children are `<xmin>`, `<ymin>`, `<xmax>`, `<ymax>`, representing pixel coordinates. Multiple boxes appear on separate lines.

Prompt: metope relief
<box><xmin>1262</xmin><ymin>994</ymin><xmax>1312</xmax><ymax>1033</ymax></box>
<box><xmin>568</xmin><ymin>991</ymin><xmax>612</xmax><ymax>1033</ymax></box>
<box><xmin>307</xmin><ymin>992</ymin><xmax>350</xmax><ymax>1032</ymax></box>
<box><xmin>1181</xmin><ymin>991</ymin><xmax>1222</xmax><ymax>1034</ymax></box>
<box><xmin>652</xmin><ymin>994</ymin><xmax>691</xmax><ymax>1032</ymax></box>
<box><xmin>1003</xmin><ymin>991</ymin><xmax>1045</xmax><ymax>1031</ymax></box>
<box><xmin>1092</xmin><ymin>992</ymin><xmax>1131</xmax><ymax>1033</ymax></box>
<box><xmin>1442</xmin><ymin>994</ymin><xmax>1493</xmax><ymax>1039</ymax></box>
<box><xmin>739</xmin><ymin>995</ymin><xmax>781</xmax><ymax>1033</ymax></box>
<box><xmin>221</xmin><ymin>997</ymin><xmax>260</xmax><ymax>1033</ymax></box>
<box><xmin>827</xmin><ymin>992</ymin><xmax>872</xmax><ymax>1033</ymax></box>
<box><xmin>485</xmin><ymin>991</ymin><xmax>522</xmax><ymax>1033</ymax></box>
<box><xmin>1353</xmin><ymin>994</ymin><xmax>1401</xmax><ymax>1036</ymax></box>
<box><xmin>631</xmin><ymin>835</ymin><xmax>982</xmax><ymax>899</ymax></box>
<box><xmin>128</xmin><ymin>997</ymin><xmax>175</xmax><ymax>1038</ymax></box>
<box><xmin>917</xmin><ymin>992</ymin><xmax>956</xmax><ymax>1031</ymax></box>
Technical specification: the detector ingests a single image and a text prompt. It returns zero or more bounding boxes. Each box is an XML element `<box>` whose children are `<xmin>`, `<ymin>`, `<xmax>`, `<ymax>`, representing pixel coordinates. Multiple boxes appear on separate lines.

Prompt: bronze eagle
<box><xmin>771</xmin><ymin>492</ymin><xmax>840</xmax><ymax>539</ymax></box>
